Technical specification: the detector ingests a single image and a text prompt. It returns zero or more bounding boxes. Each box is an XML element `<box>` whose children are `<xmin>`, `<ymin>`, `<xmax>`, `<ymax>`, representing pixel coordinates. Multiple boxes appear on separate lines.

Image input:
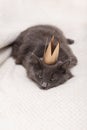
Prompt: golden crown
<box><xmin>43</xmin><ymin>36</ymin><xmax>60</xmax><ymax>65</ymax></box>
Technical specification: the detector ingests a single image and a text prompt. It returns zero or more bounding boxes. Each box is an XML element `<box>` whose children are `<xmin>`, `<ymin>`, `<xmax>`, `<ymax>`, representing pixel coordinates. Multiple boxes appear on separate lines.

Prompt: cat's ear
<box><xmin>67</xmin><ymin>38</ymin><xmax>74</xmax><ymax>44</ymax></box>
<box><xmin>60</xmin><ymin>60</ymin><xmax>70</xmax><ymax>69</ymax></box>
<box><xmin>30</xmin><ymin>53</ymin><xmax>41</xmax><ymax>65</ymax></box>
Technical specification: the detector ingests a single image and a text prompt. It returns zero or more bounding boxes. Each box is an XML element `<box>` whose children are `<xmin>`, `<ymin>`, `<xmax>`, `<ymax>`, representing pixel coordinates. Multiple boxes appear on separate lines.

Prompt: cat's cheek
<box><xmin>27</xmin><ymin>68</ymin><xmax>36</xmax><ymax>80</ymax></box>
<box><xmin>64</xmin><ymin>71</ymin><xmax>73</xmax><ymax>80</ymax></box>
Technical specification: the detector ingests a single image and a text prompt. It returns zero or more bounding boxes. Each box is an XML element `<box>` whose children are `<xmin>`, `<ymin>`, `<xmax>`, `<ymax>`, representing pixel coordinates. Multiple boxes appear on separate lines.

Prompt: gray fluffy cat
<box><xmin>12</xmin><ymin>25</ymin><xmax>77</xmax><ymax>89</ymax></box>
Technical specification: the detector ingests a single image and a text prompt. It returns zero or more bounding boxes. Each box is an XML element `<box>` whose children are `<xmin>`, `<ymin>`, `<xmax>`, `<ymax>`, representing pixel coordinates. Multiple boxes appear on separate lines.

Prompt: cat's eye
<box><xmin>38</xmin><ymin>74</ymin><xmax>42</xmax><ymax>79</ymax></box>
<box><xmin>38</xmin><ymin>72</ymin><xmax>42</xmax><ymax>79</ymax></box>
<box><xmin>50</xmin><ymin>78</ymin><xmax>56</xmax><ymax>82</ymax></box>
<box><xmin>50</xmin><ymin>74</ymin><xmax>57</xmax><ymax>82</ymax></box>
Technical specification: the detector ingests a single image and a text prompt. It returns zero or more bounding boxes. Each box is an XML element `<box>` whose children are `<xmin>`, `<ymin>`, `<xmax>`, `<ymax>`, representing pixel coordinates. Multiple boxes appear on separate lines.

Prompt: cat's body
<box><xmin>12</xmin><ymin>25</ymin><xmax>77</xmax><ymax>89</ymax></box>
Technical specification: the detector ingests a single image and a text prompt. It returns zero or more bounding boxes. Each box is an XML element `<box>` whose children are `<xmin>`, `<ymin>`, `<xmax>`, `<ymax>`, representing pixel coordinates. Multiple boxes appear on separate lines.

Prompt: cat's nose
<box><xmin>41</xmin><ymin>82</ymin><xmax>47</xmax><ymax>89</ymax></box>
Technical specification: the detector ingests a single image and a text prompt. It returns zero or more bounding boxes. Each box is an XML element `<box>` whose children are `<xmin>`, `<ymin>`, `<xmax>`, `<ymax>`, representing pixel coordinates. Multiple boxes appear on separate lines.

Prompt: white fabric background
<box><xmin>0</xmin><ymin>0</ymin><xmax>87</xmax><ymax>130</ymax></box>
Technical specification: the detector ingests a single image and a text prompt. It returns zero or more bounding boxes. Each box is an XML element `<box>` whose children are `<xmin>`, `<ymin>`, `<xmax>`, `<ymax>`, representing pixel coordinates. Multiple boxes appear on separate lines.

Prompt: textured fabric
<box><xmin>0</xmin><ymin>0</ymin><xmax>87</xmax><ymax>130</ymax></box>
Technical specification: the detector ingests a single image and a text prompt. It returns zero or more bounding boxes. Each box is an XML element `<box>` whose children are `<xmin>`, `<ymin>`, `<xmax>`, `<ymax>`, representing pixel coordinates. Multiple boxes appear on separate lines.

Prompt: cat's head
<box><xmin>26</xmin><ymin>53</ymin><xmax>73</xmax><ymax>89</ymax></box>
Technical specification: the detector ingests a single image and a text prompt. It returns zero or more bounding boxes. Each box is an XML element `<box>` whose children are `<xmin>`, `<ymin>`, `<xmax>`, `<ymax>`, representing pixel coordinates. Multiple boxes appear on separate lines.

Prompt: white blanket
<box><xmin>0</xmin><ymin>0</ymin><xmax>87</xmax><ymax>130</ymax></box>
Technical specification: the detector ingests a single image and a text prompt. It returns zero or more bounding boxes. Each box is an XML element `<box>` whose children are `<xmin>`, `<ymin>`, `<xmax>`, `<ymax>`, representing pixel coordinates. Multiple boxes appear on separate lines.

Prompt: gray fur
<box><xmin>12</xmin><ymin>25</ymin><xmax>77</xmax><ymax>89</ymax></box>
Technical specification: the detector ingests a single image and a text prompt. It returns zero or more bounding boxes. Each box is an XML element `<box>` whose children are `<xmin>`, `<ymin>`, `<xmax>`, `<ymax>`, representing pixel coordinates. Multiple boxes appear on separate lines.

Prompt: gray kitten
<box><xmin>12</xmin><ymin>25</ymin><xmax>77</xmax><ymax>89</ymax></box>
